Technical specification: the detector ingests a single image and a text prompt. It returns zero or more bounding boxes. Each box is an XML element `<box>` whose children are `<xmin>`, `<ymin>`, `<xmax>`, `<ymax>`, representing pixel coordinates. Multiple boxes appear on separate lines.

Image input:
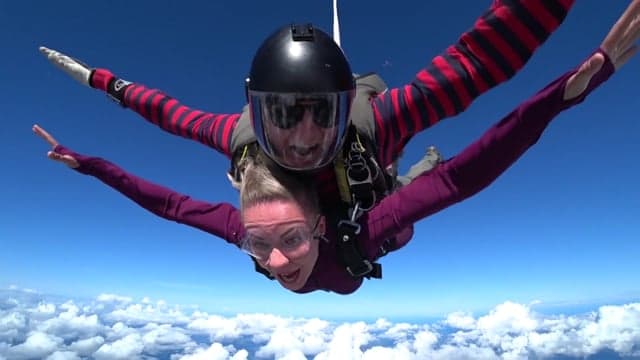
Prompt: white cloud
<box><xmin>577</xmin><ymin>303</ymin><xmax>640</xmax><ymax>355</ymax></box>
<box><xmin>30</xmin><ymin>302</ymin><xmax>56</xmax><ymax>318</ymax></box>
<box><xmin>445</xmin><ymin>311</ymin><xmax>476</xmax><ymax>330</ymax></box>
<box><xmin>37</xmin><ymin>302</ymin><xmax>103</xmax><ymax>341</ymax></box>
<box><xmin>0</xmin><ymin>311</ymin><xmax>26</xmax><ymax>343</ymax></box>
<box><xmin>93</xmin><ymin>333</ymin><xmax>144</xmax><ymax>360</ymax></box>
<box><xmin>177</xmin><ymin>343</ymin><xmax>248</xmax><ymax>360</ymax></box>
<box><xmin>255</xmin><ymin>326</ymin><xmax>307</xmax><ymax>358</ymax></box>
<box><xmin>4</xmin><ymin>331</ymin><xmax>62</xmax><ymax>360</ymax></box>
<box><xmin>362</xmin><ymin>343</ymin><xmax>414</xmax><ymax>360</ymax></box>
<box><xmin>46</xmin><ymin>351</ymin><xmax>81</xmax><ymax>360</ymax></box>
<box><xmin>188</xmin><ymin>314</ymin><xmax>242</xmax><ymax>340</ymax></box>
<box><xmin>67</xmin><ymin>336</ymin><xmax>105</xmax><ymax>356</ymax></box>
<box><xmin>106</xmin><ymin>302</ymin><xmax>191</xmax><ymax>326</ymax></box>
<box><xmin>106</xmin><ymin>321</ymin><xmax>136</xmax><ymax>340</ymax></box>
<box><xmin>96</xmin><ymin>294</ymin><xmax>132</xmax><ymax>304</ymax></box>
<box><xmin>141</xmin><ymin>323</ymin><xmax>195</xmax><ymax>354</ymax></box>
<box><xmin>477</xmin><ymin>301</ymin><xmax>539</xmax><ymax>337</ymax></box>
<box><xmin>383</xmin><ymin>322</ymin><xmax>420</xmax><ymax>341</ymax></box>
<box><xmin>0</xmin><ymin>297</ymin><xmax>19</xmax><ymax>310</ymax></box>
<box><xmin>315</xmin><ymin>322</ymin><xmax>372</xmax><ymax>359</ymax></box>
<box><xmin>1</xmin><ymin>288</ymin><xmax>640</xmax><ymax>360</ymax></box>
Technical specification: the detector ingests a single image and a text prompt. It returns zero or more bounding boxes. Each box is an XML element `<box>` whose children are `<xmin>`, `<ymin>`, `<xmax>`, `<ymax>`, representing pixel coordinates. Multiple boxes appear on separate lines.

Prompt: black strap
<box><xmin>335</xmin><ymin>213</ymin><xmax>382</xmax><ymax>279</ymax></box>
<box><xmin>333</xmin><ymin>126</ymin><xmax>394</xmax><ymax>279</ymax></box>
<box><xmin>342</xmin><ymin>126</ymin><xmax>395</xmax><ymax>210</ymax></box>
<box><xmin>346</xmin><ymin>149</ymin><xmax>376</xmax><ymax>210</ymax></box>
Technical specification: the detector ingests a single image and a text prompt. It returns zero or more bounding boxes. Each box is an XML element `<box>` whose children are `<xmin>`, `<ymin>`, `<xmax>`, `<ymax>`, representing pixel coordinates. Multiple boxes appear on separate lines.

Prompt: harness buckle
<box><xmin>346</xmin><ymin>154</ymin><xmax>376</xmax><ymax>211</ymax></box>
<box><xmin>338</xmin><ymin>219</ymin><xmax>361</xmax><ymax>238</ymax></box>
<box><xmin>337</xmin><ymin>219</ymin><xmax>377</xmax><ymax>278</ymax></box>
<box><xmin>346</xmin><ymin>259</ymin><xmax>374</xmax><ymax>278</ymax></box>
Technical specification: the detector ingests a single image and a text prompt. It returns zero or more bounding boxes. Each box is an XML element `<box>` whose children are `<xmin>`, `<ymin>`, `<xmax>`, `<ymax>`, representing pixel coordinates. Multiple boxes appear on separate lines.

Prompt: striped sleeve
<box><xmin>372</xmin><ymin>0</ymin><xmax>575</xmax><ymax>166</ymax></box>
<box><xmin>90</xmin><ymin>68</ymin><xmax>241</xmax><ymax>158</ymax></box>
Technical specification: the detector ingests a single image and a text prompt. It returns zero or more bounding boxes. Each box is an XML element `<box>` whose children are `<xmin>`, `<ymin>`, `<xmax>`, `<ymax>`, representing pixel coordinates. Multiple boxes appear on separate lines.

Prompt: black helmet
<box><xmin>247</xmin><ymin>23</ymin><xmax>355</xmax><ymax>171</ymax></box>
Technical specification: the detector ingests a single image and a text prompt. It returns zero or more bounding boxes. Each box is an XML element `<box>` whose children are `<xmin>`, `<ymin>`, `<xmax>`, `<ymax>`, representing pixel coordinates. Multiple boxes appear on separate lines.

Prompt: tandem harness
<box><xmin>228</xmin><ymin>125</ymin><xmax>394</xmax><ymax>281</ymax></box>
<box><xmin>332</xmin><ymin>125</ymin><xmax>395</xmax><ymax>279</ymax></box>
<box><xmin>227</xmin><ymin>73</ymin><xmax>406</xmax><ymax>281</ymax></box>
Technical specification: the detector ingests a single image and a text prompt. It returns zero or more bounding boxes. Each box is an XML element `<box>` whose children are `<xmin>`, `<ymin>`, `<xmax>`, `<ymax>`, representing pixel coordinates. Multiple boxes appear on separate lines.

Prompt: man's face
<box><xmin>261</xmin><ymin>97</ymin><xmax>338</xmax><ymax>169</ymax></box>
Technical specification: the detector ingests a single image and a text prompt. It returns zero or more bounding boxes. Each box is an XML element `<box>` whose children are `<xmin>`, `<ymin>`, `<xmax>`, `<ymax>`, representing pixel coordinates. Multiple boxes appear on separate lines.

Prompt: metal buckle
<box><xmin>346</xmin><ymin>259</ymin><xmax>374</xmax><ymax>277</ymax></box>
<box><xmin>338</xmin><ymin>219</ymin><xmax>361</xmax><ymax>237</ymax></box>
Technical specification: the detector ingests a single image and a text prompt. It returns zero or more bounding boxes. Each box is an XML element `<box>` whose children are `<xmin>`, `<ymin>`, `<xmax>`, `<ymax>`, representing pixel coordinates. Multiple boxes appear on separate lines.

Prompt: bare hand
<box><xmin>601</xmin><ymin>0</ymin><xmax>640</xmax><ymax>69</ymax></box>
<box><xmin>564</xmin><ymin>0</ymin><xmax>640</xmax><ymax>100</ymax></box>
<box><xmin>32</xmin><ymin>124</ymin><xmax>80</xmax><ymax>168</ymax></box>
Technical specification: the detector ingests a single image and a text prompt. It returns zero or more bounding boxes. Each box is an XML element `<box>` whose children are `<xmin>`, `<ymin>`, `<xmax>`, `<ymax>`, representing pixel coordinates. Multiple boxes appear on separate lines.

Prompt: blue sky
<box><xmin>2</xmin><ymin>0</ymin><xmax>639</xmax><ymax>325</ymax></box>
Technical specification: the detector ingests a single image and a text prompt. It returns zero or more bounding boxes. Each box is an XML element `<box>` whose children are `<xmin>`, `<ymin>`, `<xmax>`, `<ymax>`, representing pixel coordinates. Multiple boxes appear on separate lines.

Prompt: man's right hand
<box><xmin>39</xmin><ymin>46</ymin><xmax>93</xmax><ymax>87</ymax></box>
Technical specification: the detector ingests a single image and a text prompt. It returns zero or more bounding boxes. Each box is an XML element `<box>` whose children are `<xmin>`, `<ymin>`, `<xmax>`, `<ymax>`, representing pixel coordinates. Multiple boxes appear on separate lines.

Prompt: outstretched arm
<box><xmin>33</xmin><ymin>125</ymin><xmax>244</xmax><ymax>244</ymax></box>
<box><xmin>39</xmin><ymin>47</ymin><xmax>241</xmax><ymax>158</ymax></box>
<box><xmin>373</xmin><ymin>0</ymin><xmax>575</xmax><ymax>166</ymax></box>
<box><xmin>364</xmin><ymin>0</ymin><xmax>640</xmax><ymax>253</ymax></box>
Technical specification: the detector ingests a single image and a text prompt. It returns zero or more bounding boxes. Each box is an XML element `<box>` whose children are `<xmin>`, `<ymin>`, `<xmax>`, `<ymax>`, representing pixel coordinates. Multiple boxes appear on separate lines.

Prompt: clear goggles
<box><xmin>241</xmin><ymin>217</ymin><xmax>321</xmax><ymax>263</ymax></box>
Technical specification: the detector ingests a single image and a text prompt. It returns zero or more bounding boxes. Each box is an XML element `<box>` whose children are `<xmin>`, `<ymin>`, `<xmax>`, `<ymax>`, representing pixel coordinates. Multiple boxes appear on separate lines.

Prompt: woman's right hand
<box><xmin>32</xmin><ymin>124</ymin><xmax>80</xmax><ymax>169</ymax></box>
<box><xmin>563</xmin><ymin>0</ymin><xmax>640</xmax><ymax>100</ymax></box>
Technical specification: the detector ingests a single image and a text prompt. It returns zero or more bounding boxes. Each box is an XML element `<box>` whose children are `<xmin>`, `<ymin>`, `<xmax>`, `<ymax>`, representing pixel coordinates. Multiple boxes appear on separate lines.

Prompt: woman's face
<box><xmin>242</xmin><ymin>199</ymin><xmax>323</xmax><ymax>291</ymax></box>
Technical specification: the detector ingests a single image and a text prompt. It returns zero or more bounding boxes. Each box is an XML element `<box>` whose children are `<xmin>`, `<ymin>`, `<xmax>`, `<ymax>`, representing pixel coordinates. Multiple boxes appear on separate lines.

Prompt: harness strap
<box><xmin>334</xmin><ymin>152</ymin><xmax>351</xmax><ymax>204</ymax></box>
<box><xmin>333</xmin><ymin>125</ymin><xmax>391</xmax><ymax>279</ymax></box>
<box><xmin>336</xmin><ymin>216</ymin><xmax>382</xmax><ymax>279</ymax></box>
<box><xmin>229</xmin><ymin>143</ymin><xmax>259</xmax><ymax>184</ymax></box>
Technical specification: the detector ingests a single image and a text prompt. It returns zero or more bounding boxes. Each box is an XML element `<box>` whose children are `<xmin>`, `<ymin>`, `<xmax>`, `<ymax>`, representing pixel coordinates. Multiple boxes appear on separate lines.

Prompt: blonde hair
<box><xmin>238</xmin><ymin>152</ymin><xmax>320</xmax><ymax>217</ymax></box>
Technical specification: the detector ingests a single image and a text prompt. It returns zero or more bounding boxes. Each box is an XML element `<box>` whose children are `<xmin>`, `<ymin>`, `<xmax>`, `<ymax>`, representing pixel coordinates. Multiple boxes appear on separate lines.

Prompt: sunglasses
<box><xmin>264</xmin><ymin>97</ymin><xmax>335</xmax><ymax>129</ymax></box>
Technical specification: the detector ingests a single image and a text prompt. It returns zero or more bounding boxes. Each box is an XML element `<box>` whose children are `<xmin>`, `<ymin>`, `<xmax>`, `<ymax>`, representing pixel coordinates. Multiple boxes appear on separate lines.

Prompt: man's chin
<box><xmin>282</xmin><ymin>157</ymin><xmax>318</xmax><ymax>169</ymax></box>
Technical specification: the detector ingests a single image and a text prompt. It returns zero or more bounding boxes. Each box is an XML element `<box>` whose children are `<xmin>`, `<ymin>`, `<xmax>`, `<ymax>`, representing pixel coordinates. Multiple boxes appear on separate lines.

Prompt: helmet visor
<box><xmin>249</xmin><ymin>90</ymin><xmax>353</xmax><ymax>170</ymax></box>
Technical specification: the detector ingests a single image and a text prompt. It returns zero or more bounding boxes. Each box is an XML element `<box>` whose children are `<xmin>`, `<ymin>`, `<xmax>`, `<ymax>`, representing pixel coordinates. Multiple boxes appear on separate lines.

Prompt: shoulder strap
<box><xmin>230</xmin><ymin>105</ymin><xmax>257</xmax><ymax>154</ymax></box>
<box><xmin>228</xmin><ymin>142</ymin><xmax>259</xmax><ymax>187</ymax></box>
<box><xmin>349</xmin><ymin>72</ymin><xmax>387</xmax><ymax>141</ymax></box>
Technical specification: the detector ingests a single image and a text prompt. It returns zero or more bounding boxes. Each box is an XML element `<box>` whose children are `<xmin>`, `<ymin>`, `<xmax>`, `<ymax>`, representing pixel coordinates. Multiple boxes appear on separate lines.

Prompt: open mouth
<box><xmin>277</xmin><ymin>269</ymin><xmax>301</xmax><ymax>284</ymax></box>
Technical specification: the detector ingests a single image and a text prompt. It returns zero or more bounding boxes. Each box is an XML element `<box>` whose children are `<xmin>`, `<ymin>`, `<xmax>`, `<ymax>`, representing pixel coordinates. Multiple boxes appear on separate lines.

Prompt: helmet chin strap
<box><xmin>332</xmin><ymin>0</ymin><xmax>341</xmax><ymax>48</ymax></box>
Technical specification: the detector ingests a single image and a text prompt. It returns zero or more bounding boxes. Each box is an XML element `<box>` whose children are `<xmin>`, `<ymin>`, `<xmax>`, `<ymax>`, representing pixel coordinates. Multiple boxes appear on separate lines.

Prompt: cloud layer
<box><xmin>1</xmin><ymin>287</ymin><xmax>639</xmax><ymax>360</ymax></box>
